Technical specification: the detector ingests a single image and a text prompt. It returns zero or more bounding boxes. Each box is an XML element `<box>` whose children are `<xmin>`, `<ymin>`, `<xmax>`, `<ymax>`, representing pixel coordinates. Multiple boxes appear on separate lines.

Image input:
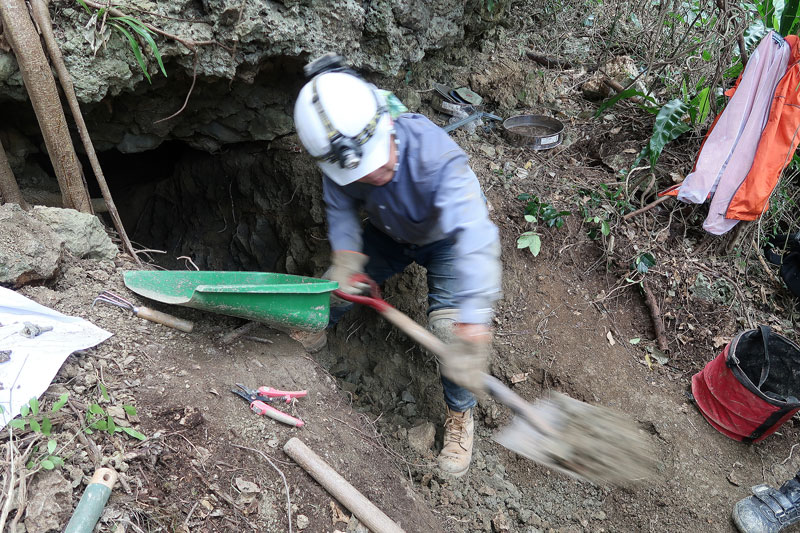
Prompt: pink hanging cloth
<box><xmin>676</xmin><ymin>31</ymin><xmax>790</xmax><ymax>218</ymax></box>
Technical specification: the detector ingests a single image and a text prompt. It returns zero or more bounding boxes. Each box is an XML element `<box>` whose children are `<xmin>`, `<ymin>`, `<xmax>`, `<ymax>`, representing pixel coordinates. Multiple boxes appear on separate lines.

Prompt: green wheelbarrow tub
<box><xmin>123</xmin><ymin>271</ymin><xmax>338</xmax><ymax>331</ymax></box>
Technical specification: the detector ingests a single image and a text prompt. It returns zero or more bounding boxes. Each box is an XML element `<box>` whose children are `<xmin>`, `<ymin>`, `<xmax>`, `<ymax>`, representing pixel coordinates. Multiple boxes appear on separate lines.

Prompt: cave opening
<box><xmin>99</xmin><ymin>138</ymin><xmax>328</xmax><ymax>275</ymax></box>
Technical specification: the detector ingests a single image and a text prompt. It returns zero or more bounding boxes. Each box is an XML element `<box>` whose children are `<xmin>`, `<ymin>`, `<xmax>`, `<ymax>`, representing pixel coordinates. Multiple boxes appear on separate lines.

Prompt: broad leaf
<box><xmin>780</xmin><ymin>0</ymin><xmax>800</xmax><ymax>35</ymax></box>
<box><xmin>773</xmin><ymin>0</ymin><xmax>786</xmax><ymax>29</ymax></box>
<box><xmin>29</xmin><ymin>419</ymin><xmax>41</xmax><ymax>433</ymax></box>
<box><xmin>635</xmin><ymin>252</ymin><xmax>657</xmax><ymax>274</ymax></box>
<box><xmin>40</xmin><ymin>459</ymin><xmax>54</xmax><ymax>470</ymax></box>
<box><xmin>8</xmin><ymin>419</ymin><xmax>26</xmax><ymax>430</ymax></box>
<box><xmin>517</xmin><ymin>232</ymin><xmax>539</xmax><ymax>249</ymax></box>
<box><xmin>595</xmin><ymin>88</ymin><xmax>656</xmax><ymax>117</ymax></box>
<box><xmin>30</xmin><ymin>397</ymin><xmax>39</xmax><ymax>416</ymax></box>
<box><xmin>122</xmin><ymin>426</ymin><xmax>147</xmax><ymax>441</ymax></box>
<box><xmin>106</xmin><ymin>415</ymin><xmax>116</xmax><ymax>435</ymax></box>
<box><xmin>20</xmin><ymin>404</ymin><xmax>29</xmax><ymax>417</ymax></box>
<box><xmin>50</xmin><ymin>456</ymin><xmax>65</xmax><ymax>467</ymax></box>
<box><xmin>123</xmin><ymin>405</ymin><xmax>137</xmax><ymax>416</ymax></box>
<box><xmin>99</xmin><ymin>382</ymin><xmax>110</xmax><ymax>402</ymax></box>
<box><xmin>47</xmin><ymin>439</ymin><xmax>57</xmax><ymax>455</ymax></box>
<box><xmin>528</xmin><ymin>235</ymin><xmax>542</xmax><ymax>256</ymax></box>
<box><xmin>52</xmin><ymin>393</ymin><xmax>69</xmax><ymax>412</ymax></box>
<box><xmin>41</xmin><ymin>417</ymin><xmax>52</xmax><ymax>436</ymax></box>
<box><xmin>649</xmin><ymin>98</ymin><xmax>690</xmax><ymax>168</ymax></box>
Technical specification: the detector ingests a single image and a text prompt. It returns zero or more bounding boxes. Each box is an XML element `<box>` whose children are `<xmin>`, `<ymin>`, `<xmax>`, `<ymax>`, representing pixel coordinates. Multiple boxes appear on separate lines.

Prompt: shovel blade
<box><xmin>494</xmin><ymin>392</ymin><xmax>656</xmax><ymax>485</ymax></box>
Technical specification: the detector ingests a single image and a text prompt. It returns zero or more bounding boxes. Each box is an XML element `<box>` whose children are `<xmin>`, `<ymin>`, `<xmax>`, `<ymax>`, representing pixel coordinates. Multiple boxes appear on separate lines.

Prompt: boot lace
<box><xmin>444</xmin><ymin>414</ymin><xmax>467</xmax><ymax>446</ymax></box>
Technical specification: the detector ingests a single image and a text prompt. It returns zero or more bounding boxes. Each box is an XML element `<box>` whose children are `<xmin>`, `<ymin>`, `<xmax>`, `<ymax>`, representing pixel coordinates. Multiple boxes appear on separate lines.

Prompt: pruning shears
<box><xmin>231</xmin><ymin>383</ymin><xmax>307</xmax><ymax>428</ymax></box>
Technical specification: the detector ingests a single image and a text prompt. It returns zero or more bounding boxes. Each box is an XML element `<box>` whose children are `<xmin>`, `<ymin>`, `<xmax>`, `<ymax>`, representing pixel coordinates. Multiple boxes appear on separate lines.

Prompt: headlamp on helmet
<box><xmin>304</xmin><ymin>56</ymin><xmax>386</xmax><ymax>171</ymax></box>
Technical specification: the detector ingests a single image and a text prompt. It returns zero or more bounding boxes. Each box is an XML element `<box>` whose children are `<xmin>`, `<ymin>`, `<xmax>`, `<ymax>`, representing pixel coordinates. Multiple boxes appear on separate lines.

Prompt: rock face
<box><xmin>31</xmin><ymin>206</ymin><xmax>118</xmax><ymax>260</ymax></box>
<box><xmin>0</xmin><ymin>204</ymin><xmax>63</xmax><ymax>288</ymax></box>
<box><xmin>0</xmin><ymin>0</ymin><xmax>504</xmax><ymax>154</ymax></box>
<box><xmin>24</xmin><ymin>470</ymin><xmax>73</xmax><ymax>533</ymax></box>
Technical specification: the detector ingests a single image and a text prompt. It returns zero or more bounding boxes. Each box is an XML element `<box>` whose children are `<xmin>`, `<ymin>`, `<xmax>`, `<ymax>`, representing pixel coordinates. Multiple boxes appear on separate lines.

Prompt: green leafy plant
<box><xmin>77</xmin><ymin>0</ymin><xmax>167</xmax><ymax>83</ymax></box>
<box><xmin>8</xmin><ymin>393</ymin><xmax>68</xmax><ymax>435</ymax></box>
<box><xmin>85</xmin><ymin>401</ymin><xmax>146</xmax><ymax>441</ymax></box>
<box><xmin>578</xmin><ymin>184</ymin><xmax>631</xmax><ymax>239</ymax></box>
<box><xmin>634</xmin><ymin>252</ymin><xmax>657</xmax><ymax>274</ymax></box>
<box><xmin>27</xmin><ymin>438</ymin><xmax>66</xmax><ymax>471</ymax></box>
<box><xmin>8</xmin><ymin>394</ymin><xmax>69</xmax><ymax>470</ymax></box>
<box><xmin>517</xmin><ymin>214</ymin><xmax>542</xmax><ymax>256</ymax></box>
<box><xmin>518</xmin><ymin>193</ymin><xmax>571</xmax><ymax>228</ymax></box>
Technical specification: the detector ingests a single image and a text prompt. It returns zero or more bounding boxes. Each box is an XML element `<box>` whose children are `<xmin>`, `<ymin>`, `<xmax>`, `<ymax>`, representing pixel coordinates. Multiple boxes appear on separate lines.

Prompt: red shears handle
<box><xmin>256</xmin><ymin>387</ymin><xmax>308</xmax><ymax>403</ymax></box>
<box><xmin>250</xmin><ymin>401</ymin><xmax>304</xmax><ymax>427</ymax></box>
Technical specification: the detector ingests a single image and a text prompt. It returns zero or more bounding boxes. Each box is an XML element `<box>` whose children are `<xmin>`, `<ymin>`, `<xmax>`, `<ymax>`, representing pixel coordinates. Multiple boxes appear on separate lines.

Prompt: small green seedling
<box><xmin>517</xmin><ymin>215</ymin><xmax>542</xmax><ymax>256</ymax></box>
<box><xmin>8</xmin><ymin>394</ymin><xmax>69</xmax><ymax>470</ymax></box>
<box><xmin>85</xmin><ymin>402</ymin><xmax>146</xmax><ymax>441</ymax></box>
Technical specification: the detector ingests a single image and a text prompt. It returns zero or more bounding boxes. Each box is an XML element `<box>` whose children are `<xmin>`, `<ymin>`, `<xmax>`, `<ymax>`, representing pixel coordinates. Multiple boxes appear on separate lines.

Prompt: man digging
<box><xmin>290</xmin><ymin>55</ymin><xmax>502</xmax><ymax>478</ymax></box>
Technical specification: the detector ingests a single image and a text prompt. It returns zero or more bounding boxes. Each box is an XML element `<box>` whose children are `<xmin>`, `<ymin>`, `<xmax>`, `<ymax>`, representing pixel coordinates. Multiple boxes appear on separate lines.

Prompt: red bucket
<box><xmin>692</xmin><ymin>325</ymin><xmax>800</xmax><ymax>443</ymax></box>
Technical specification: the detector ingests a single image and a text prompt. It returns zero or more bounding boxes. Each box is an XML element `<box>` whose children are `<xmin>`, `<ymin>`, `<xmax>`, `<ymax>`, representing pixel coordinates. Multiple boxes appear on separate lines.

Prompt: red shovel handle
<box><xmin>332</xmin><ymin>274</ymin><xmax>393</xmax><ymax>313</ymax></box>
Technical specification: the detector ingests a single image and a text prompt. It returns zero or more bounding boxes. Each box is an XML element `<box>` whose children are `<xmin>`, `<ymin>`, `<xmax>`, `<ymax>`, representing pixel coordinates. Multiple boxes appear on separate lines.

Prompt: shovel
<box><xmin>333</xmin><ymin>282</ymin><xmax>655</xmax><ymax>485</ymax></box>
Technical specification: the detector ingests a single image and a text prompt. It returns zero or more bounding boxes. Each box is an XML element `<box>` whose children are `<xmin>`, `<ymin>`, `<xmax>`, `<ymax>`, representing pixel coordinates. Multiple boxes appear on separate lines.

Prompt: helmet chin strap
<box><xmin>310</xmin><ymin>76</ymin><xmax>388</xmax><ymax>170</ymax></box>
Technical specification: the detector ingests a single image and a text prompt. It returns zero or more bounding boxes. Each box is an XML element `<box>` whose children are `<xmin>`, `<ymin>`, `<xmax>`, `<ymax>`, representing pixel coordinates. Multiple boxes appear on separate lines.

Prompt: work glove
<box><xmin>439</xmin><ymin>323</ymin><xmax>491</xmax><ymax>397</ymax></box>
<box><xmin>325</xmin><ymin>250</ymin><xmax>370</xmax><ymax>296</ymax></box>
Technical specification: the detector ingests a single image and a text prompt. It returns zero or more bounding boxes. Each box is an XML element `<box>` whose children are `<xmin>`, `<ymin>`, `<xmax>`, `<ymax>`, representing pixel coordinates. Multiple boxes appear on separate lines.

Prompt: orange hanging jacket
<box><xmin>661</xmin><ymin>35</ymin><xmax>800</xmax><ymax>223</ymax></box>
<box><xmin>727</xmin><ymin>35</ymin><xmax>800</xmax><ymax>220</ymax></box>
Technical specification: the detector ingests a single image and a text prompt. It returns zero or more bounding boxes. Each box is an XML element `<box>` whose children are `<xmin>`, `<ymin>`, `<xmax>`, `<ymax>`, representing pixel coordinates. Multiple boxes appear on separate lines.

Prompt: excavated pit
<box><xmin>0</xmin><ymin>69</ymin><xmax>447</xmax><ymax>442</ymax></box>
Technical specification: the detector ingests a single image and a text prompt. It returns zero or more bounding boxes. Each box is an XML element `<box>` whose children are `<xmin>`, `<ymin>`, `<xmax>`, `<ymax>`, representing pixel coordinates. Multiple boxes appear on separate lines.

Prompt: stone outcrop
<box><xmin>0</xmin><ymin>0</ymin><xmax>504</xmax><ymax>153</ymax></box>
<box><xmin>0</xmin><ymin>203</ymin><xmax>63</xmax><ymax>288</ymax></box>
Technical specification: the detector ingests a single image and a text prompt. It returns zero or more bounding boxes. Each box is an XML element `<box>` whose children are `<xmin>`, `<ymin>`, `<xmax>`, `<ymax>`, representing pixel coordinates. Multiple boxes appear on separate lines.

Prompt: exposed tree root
<box><xmin>0</xmin><ymin>136</ymin><xmax>27</xmax><ymax>209</ymax></box>
<box><xmin>641</xmin><ymin>281</ymin><xmax>669</xmax><ymax>352</ymax></box>
<box><xmin>30</xmin><ymin>0</ymin><xmax>139</xmax><ymax>263</ymax></box>
<box><xmin>0</xmin><ymin>0</ymin><xmax>91</xmax><ymax>213</ymax></box>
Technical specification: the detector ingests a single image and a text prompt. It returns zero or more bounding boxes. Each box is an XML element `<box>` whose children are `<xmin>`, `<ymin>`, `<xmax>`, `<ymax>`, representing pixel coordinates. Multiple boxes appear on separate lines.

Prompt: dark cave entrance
<box><xmin>95</xmin><ymin>139</ymin><xmax>329</xmax><ymax>276</ymax></box>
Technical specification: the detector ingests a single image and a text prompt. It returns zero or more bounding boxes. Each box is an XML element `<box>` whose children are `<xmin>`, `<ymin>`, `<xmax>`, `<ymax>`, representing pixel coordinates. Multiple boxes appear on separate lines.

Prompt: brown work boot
<box><xmin>437</xmin><ymin>407</ymin><xmax>474</xmax><ymax>478</ymax></box>
<box><xmin>289</xmin><ymin>329</ymin><xmax>327</xmax><ymax>353</ymax></box>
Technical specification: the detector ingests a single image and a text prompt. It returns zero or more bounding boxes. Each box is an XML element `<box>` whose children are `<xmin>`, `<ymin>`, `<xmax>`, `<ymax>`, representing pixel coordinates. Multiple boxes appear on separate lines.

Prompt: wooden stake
<box><xmin>284</xmin><ymin>438</ymin><xmax>406</xmax><ymax>533</ymax></box>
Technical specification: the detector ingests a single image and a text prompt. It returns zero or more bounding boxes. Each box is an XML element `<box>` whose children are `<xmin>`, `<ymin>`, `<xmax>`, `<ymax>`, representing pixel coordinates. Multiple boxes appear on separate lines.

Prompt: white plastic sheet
<box><xmin>0</xmin><ymin>287</ymin><xmax>111</xmax><ymax>429</ymax></box>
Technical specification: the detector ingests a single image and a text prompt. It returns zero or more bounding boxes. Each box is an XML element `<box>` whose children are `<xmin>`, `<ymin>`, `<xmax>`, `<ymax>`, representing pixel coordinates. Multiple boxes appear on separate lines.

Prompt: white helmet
<box><xmin>293</xmin><ymin>71</ymin><xmax>393</xmax><ymax>186</ymax></box>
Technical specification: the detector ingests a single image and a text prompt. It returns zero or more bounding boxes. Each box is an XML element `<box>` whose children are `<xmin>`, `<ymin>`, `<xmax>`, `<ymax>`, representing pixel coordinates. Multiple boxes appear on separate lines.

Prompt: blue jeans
<box><xmin>330</xmin><ymin>223</ymin><xmax>477</xmax><ymax>412</ymax></box>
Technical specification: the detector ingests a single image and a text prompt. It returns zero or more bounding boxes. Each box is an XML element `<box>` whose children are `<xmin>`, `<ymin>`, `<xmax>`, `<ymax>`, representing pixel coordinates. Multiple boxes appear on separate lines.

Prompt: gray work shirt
<box><xmin>322</xmin><ymin>113</ymin><xmax>501</xmax><ymax>324</ymax></box>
